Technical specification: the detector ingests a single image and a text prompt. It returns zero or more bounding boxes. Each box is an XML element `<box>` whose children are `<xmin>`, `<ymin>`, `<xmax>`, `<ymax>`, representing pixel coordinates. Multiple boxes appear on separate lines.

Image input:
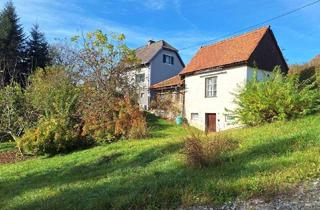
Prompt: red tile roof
<box><xmin>150</xmin><ymin>75</ymin><xmax>182</xmax><ymax>89</ymax></box>
<box><xmin>180</xmin><ymin>26</ymin><xmax>270</xmax><ymax>75</ymax></box>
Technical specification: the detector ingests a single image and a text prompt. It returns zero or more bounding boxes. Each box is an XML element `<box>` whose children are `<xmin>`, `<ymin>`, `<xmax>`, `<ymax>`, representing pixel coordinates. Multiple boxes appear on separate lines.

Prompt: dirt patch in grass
<box><xmin>0</xmin><ymin>150</ymin><xmax>30</xmax><ymax>164</ymax></box>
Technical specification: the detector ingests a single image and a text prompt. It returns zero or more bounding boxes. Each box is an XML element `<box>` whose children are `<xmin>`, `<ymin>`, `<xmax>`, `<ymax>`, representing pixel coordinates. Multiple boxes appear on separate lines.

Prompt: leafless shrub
<box><xmin>184</xmin><ymin>132</ymin><xmax>238</xmax><ymax>168</ymax></box>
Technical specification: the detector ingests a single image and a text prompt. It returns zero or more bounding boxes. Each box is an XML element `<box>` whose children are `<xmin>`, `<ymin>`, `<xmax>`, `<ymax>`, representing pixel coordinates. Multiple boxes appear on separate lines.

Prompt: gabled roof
<box><xmin>150</xmin><ymin>75</ymin><xmax>183</xmax><ymax>90</ymax></box>
<box><xmin>136</xmin><ymin>40</ymin><xmax>183</xmax><ymax>65</ymax></box>
<box><xmin>180</xmin><ymin>26</ymin><xmax>288</xmax><ymax>75</ymax></box>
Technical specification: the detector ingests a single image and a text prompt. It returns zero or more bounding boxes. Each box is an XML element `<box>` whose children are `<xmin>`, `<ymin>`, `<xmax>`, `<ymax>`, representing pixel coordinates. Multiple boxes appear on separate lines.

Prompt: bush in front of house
<box><xmin>17</xmin><ymin>66</ymin><xmax>93</xmax><ymax>155</ymax></box>
<box><xmin>75</xmin><ymin>30</ymin><xmax>147</xmax><ymax>143</ymax></box>
<box><xmin>184</xmin><ymin>132</ymin><xmax>238</xmax><ymax>168</ymax></box>
<box><xmin>7</xmin><ymin>29</ymin><xmax>149</xmax><ymax>156</ymax></box>
<box><xmin>233</xmin><ymin>67</ymin><xmax>320</xmax><ymax>126</ymax></box>
<box><xmin>80</xmin><ymin>87</ymin><xmax>147</xmax><ymax>143</ymax></box>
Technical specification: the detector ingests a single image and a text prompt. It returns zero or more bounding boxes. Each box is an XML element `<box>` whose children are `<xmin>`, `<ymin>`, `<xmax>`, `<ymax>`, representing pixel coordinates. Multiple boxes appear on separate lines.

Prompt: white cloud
<box><xmin>143</xmin><ymin>0</ymin><xmax>167</xmax><ymax>10</ymax></box>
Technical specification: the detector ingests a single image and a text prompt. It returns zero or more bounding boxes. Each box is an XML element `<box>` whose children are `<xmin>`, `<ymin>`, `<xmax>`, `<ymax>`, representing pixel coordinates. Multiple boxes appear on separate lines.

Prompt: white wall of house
<box><xmin>133</xmin><ymin>66</ymin><xmax>151</xmax><ymax>110</ymax></box>
<box><xmin>184</xmin><ymin>65</ymin><xmax>271</xmax><ymax>131</ymax></box>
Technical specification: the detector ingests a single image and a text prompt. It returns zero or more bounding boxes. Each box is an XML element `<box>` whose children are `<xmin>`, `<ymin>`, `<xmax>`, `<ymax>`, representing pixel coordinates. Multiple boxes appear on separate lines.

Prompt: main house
<box><xmin>134</xmin><ymin>40</ymin><xmax>185</xmax><ymax>110</ymax></box>
<box><xmin>151</xmin><ymin>26</ymin><xmax>288</xmax><ymax>132</ymax></box>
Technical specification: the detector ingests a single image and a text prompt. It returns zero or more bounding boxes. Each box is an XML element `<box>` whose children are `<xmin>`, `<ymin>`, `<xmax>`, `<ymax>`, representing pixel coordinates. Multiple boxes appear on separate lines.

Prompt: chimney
<box><xmin>148</xmin><ymin>40</ymin><xmax>155</xmax><ymax>45</ymax></box>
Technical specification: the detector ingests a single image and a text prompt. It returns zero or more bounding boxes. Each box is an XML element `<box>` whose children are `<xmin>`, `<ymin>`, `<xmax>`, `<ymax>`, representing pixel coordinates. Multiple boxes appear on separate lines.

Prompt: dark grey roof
<box><xmin>136</xmin><ymin>40</ymin><xmax>179</xmax><ymax>64</ymax></box>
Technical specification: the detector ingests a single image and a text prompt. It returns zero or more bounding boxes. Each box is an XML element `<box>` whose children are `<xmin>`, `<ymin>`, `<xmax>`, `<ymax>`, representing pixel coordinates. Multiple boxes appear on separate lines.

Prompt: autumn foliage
<box><xmin>4</xmin><ymin>30</ymin><xmax>148</xmax><ymax>155</ymax></box>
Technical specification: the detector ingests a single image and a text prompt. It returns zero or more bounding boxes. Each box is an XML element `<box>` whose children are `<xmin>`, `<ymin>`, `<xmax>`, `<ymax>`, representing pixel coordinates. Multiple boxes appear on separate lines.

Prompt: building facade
<box><xmin>180</xmin><ymin>26</ymin><xmax>288</xmax><ymax>132</ymax></box>
<box><xmin>134</xmin><ymin>40</ymin><xmax>185</xmax><ymax>110</ymax></box>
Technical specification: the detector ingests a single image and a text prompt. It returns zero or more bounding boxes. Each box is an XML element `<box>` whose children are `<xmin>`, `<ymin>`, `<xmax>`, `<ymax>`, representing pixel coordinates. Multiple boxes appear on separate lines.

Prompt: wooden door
<box><xmin>206</xmin><ymin>113</ymin><xmax>216</xmax><ymax>132</ymax></box>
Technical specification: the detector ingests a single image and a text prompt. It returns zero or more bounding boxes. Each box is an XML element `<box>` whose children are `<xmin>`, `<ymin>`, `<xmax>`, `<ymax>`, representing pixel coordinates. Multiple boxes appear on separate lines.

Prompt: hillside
<box><xmin>1</xmin><ymin>114</ymin><xmax>320</xmax><ymax>209</ymax></box>
<box><xmin>289</xmin><ymin>54</ymin><xmax>320</xmax><ymax>77</ymax></box>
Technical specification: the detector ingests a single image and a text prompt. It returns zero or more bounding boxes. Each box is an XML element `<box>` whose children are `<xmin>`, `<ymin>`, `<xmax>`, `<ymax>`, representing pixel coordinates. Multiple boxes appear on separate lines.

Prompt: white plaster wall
<box><xmin>247</xmin><ymin>67</ymin><xmax>273</xmax><ymax>81</ymax></box>
<box><xmin>132</xmin><ymin>66</ymin><xmax>151</xmax><ymax>110</ymax></box>
<box><xmin>185</xmin><ymin>66</ymin><xmax>272</xmax><ymax>131</ymax></box>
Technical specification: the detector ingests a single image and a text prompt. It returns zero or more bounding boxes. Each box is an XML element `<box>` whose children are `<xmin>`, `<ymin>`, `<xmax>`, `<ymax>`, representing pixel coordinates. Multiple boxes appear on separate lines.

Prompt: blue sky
<box><xmin>6</xmin><ymin>0</ymin><xmax>320</xmax><ymax>64</ymax></box>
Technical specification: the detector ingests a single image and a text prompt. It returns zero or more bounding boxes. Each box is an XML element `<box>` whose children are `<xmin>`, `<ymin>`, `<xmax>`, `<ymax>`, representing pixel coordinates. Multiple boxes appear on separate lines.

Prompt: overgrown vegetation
<box><xmin>184</xmin><ymin>133</ymin><xmax>238</xmax><ymax>168</ymax></box>
<box><xmin>0</xmin><ymin>29</ymin><xmax>147</xmax><ymax>155</ymax></box>
<box><xmin>1</xmin><ymin>114</ymin><xmax>320</xmax><ymax>209</ymax></box>
<box><xmin>289</xmin><ymin>54</ymin><xmax>320</xmax><ymax>82</ymax></box>
<box><xmin>233</xmin><ymin>67</ymin><xmax>320</xmax><ymax>126</ymax></box>
<box><xmin>0</xmin><ymin>83</ymin><xmax>34</xmax><ymax>142</ymax></box>
<box><xmin>72</xmin><ymin>30</ymin><xmax>147</xmax><ymax>142</ymax></box>
<box><xmin>16</xmin><ymin>67</ymin><xmax>93</xmax><ymax>155</ymax></box>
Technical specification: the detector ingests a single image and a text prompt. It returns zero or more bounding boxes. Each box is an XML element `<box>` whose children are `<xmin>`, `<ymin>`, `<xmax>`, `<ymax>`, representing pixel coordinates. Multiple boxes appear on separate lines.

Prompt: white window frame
<box><xmin>225</xmin><ymin>115</ymin><xmax>236</xmax><ymax>125</ymax></box>
<box><xmin>163</xmin><ymin>54</ymin><xmax>174</xmax><ymax>65</ymax></box>
<box><xmin>205</xmin><ymin>76</ymin><xmax>217</xmax><ymax>98</ymax></box>
<box><xmin>135</xmin><ymin>73</ymin><xmax>145</xmax><ymax>83</ymax></box>
<box><xmin>191</xmin><ymin>113</ymin><xmax>199</xmax><ymax>121</ymax></box>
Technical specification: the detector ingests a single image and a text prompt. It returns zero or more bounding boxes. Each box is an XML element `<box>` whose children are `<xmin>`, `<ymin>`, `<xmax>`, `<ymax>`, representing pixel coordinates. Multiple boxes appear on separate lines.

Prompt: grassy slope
<box><xmin>0</xmin><ymin>142</ymin><xmax>15</xmax><ymax>153</ymax></box>
<box><xmin>1</xmin><ymin>115</ymin><xmax>320</xmax><ymax>209</ymax></box>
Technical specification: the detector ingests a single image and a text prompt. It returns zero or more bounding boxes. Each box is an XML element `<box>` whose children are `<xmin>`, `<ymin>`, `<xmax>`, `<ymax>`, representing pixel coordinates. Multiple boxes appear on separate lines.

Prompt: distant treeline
<box><xmin>0</xmin><ymin>1</ymin><xmax>51</xmax><ymax>88</ymax></box>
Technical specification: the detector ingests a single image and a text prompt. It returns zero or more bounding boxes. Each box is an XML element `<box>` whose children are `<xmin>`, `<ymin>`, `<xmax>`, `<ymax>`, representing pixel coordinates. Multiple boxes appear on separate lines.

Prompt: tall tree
<box><xmin>0</xmin><ymin>1</ymin><xmax>26</xmax><ymax>88</ymax></box>
<box><xmin>26</xmin><ymin>24</ymin><xmax>50</xmax><ymax>73</ymax></box>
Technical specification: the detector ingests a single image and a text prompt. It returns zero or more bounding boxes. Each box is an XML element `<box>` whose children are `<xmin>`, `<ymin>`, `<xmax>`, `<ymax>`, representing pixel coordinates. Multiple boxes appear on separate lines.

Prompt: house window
<box><xmin>205</xmin><ymin>76</ymin><xmax>217</xmax><ymax>97</ymax></box>
<box><xmin>135</xmin><ymin>73</ymin><xmax>145</xmax><ymax>83</ymax></box>
<box><xmin>163</xmin><ymin>54</ymin><xmax>174</xmax><ymax>65</ymax></box>
<box><xmin>175</xmin><ymin>92</ymin><xmax>180</xmax><ymax>101</ymax></box>
<box><xmin>191</xmin><ymin>113</ymin><xmax>199</xmax><ymax>121</ymax></box>
<box><xmin>225</xmin><ymin>115</ymin><xmax>236</xmax><ymax>125</ymax></box>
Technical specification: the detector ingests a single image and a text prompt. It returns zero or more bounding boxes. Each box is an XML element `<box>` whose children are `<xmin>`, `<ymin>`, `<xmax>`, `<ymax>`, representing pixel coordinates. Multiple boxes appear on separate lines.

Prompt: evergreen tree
<box><xmin>0</xmin><ymin>1</ymin><xmax>26</xmax><ymax>88</ymax></box>
<box><xmin>26</xmin><ymin>24</ymin><xmax>50</xmax><ymax>73</ymax></box>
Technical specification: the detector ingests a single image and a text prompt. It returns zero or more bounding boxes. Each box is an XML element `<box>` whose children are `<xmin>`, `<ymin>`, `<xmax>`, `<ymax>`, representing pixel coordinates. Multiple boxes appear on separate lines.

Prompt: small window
<box><xmin>225</xmin><ymin>115</ymin><xmax>236</xmax><ymax>125</ymax></box>
<box><xmin>191</xmin><ymin>113</ymin><xmax>199</xmax><ymax>121</ymax></box>
<box><xmin>135</xmin><ymin>73</ymin><xmax>145</xmax><ymax>83</ymax></box>
<box><xmin>205</xmin><ymin>76</ymin><xmax>217</xmax><ymax>98</ymax></box>
<box><xmin>163</xmin><ymin>54</ymin><xmax>174</xmax><ymax>65</ymax></box>
<box><xmin>175</xmin><ymin>92</ymin><xmax>180</xmax><ymax>101</ymax></box>
<box><xmin>140</xmin><ymin>93</ymin><xmax>144</xmax><ymax>98</ymax></box>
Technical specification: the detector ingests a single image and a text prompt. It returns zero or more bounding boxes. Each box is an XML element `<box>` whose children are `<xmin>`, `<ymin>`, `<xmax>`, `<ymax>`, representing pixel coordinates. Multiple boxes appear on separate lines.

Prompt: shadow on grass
<box><xmin>2</xmin><ymin>132</ymin><xmax>317</xmax><ymax>210</ymax></box>
<box><xmin>146</xmin><ymin>113</ymin><xmax>174</xmax><ymax>138</ymax></box>
<box><xmin>0</xmin><ymin>141</ymin><xmax>184</xmax><ymax>208</ymax></box>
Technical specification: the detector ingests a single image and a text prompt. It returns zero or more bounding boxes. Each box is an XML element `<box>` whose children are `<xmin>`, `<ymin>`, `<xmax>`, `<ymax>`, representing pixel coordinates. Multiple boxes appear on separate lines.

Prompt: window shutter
<box><xmin>163</xmin><ymin>55</ymin><xmax>166</xmax><ymax>63</ymax></box>
<box><xmin>171</xmin><ymin>56</ymin><xmax>174</xmax><ymax>64</ymax></box>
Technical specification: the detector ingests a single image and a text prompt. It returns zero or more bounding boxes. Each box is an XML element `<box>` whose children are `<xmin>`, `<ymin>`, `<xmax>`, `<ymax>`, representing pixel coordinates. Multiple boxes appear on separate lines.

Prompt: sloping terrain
<box><xmin>1</xmin><ymin>114</ymin><xmax>320</xmax><ymax>209</ymax></box>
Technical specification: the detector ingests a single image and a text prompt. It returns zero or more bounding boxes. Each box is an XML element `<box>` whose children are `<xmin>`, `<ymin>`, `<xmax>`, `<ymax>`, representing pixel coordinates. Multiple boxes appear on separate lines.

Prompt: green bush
<box><xmin>233</xmin><ymin>67</ymin><xmax>320</xmax><ymax>126</ymax></box>
<box><xmin>0</xmin><ymin>83</ymin><xmax>36</xmax><ymax>142</ymax></box>
<box><xmin>17</xmin><ymin>67</ymin><xmax>92</xmax><ymax>155</ymax></box>
<box><xmin>17</xmin><ymin>116</ymin><xmax>93</xmax><ymax>155</ymax></box>
<box><xmin>26</xmin><ymin>66</ymin><xmax>79</xmax><ymax>117</ymax></box>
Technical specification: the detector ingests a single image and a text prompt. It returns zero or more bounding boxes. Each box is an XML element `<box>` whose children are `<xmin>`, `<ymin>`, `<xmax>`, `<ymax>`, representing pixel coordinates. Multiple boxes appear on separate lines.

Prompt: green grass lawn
<box><xmin>1</xmin><ymin>114</ymin><xmax>320</xmax><ymax>209</ymax></box>
<box><xmin>0</xmin><ymin>142</ymin><xmax>15</xmax><ymax>153</ymax></box>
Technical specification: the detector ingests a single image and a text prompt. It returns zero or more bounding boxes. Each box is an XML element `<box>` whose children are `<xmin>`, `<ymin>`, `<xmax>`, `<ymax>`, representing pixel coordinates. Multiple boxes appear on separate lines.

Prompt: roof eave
<box><xmin>180</xmin><ymin>61</ymin><xmax>248</xmax><ymax>76</ymax></box>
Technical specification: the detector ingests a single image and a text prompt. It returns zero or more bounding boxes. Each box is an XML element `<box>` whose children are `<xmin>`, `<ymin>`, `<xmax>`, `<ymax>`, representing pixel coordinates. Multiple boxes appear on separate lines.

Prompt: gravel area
<box><xmin>180</xmin><ymin>179</ymin><xmax>320</xmax><ymax>210</ymax></box>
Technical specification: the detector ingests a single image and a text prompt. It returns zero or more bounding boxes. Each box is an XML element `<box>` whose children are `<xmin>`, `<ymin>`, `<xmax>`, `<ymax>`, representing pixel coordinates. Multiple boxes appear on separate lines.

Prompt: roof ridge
<box><xmin>135</xmin><ymin>40</ymin><xmax>162</xmax><ymax>50</ymax></box>
<box><xmin>201</xmin><ymin>26</ymin><xmax>269</xmax><ymax>49</ymax></box>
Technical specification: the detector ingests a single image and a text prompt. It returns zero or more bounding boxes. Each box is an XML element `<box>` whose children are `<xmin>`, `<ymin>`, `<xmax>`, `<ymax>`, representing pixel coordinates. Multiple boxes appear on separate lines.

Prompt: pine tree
<box><xmin>26</xmin><ymin>24</ymin><xmax>50</xmax><ymax>73</ymax></box>
<box><xmin>0</xmin><ymin>1</ymin><xmax>26</xmax><ymax>88</ymax></box>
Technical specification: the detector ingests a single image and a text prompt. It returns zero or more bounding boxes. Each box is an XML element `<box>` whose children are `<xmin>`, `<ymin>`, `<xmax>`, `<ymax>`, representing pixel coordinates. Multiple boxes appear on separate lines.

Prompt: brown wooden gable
<box><xmin>248</xmin><ymin>28</ymin><xmax>289</xmax><ymax>73</ymax></box>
